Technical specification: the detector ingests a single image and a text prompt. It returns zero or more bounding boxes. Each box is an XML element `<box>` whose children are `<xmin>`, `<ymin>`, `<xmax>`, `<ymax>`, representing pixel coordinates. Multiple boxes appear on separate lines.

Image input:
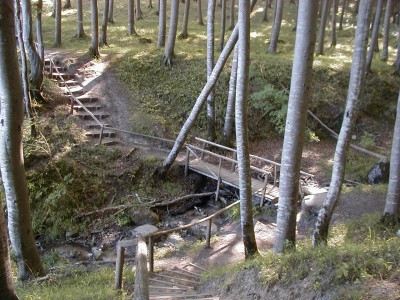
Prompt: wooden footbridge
<box><xmin>183</xmin><ymin>137</ymin><xmax>313</xmax><ymax>205</ymax></box>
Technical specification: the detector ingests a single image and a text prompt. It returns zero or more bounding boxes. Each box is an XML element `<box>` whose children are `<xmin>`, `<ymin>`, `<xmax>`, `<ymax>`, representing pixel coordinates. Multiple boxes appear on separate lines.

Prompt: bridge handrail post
<box><xmin>273</xmin><ymin>165</ymin><xmax>277</xmax><ymax>187</ymax></box>
<box><xmin>98</xmin><ymin>126</ymin><xmax>104</xmax><ymax>145</ymax></box>
<box><xmin>200</xmin><ymin>141</ymin><xmax>206</xmax><ymax>160</ymax></box>
<box><xmin>215</xmin><ymin>157</ymin><xmax>222</xmax><ymax>201</ymax></box>
<box><xmin>114</xmin><ymin>244</ymin><xmax>125</xmax><ymax>289</ymax></box>
<box><xmin>260</xmin><ymin>175</ymin><xmax>269</xmax><ymax>207</ymax></box>
<box><xmin>205</xmin><ymin>218</ymin><xmax>212</xmax><ymax>248</ymax></box>
<box><xmin>184</xmin><ymin>147</ymin><xmax>190</xmax><ymax>177</ymax></box>
<box><xmin>230</xmin><ymin>151</ymin><xmax>237</xmax><ymax>172</ymax></box>
<box><xmin>148</xmin><ymin>236</ymin><xmax>154</xmax><ymax>273</ymax></box>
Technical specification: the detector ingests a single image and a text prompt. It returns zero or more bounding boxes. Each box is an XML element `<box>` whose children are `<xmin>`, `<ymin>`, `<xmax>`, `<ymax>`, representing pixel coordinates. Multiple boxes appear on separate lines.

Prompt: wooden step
<box><xmin>75</xmin><ymin>96</ymin><xmax>99</xmax><ymax>104</ymax></box>
<box><xmin>44</xmin><ymin>58</ymin><xmax>60</xmax><ymax>65</ymax></box>
<box><xmin>58</xmin><ymin>80</ymin><xmax>79</xmax><ymax>87</ymax></box>
<box><xmin>74</xmin><ymin>111</ymin><xmax>109</xmax><ymax>120</ymax></box>
<box><xmin>166</xmin><ymin>269</ymin><xmax>201</xmax><ymax>280</ymax></box>
<box><xmin>149</xmin><ymin>294</ymin><xmax>219</xmax><ymax>300</ymax></box>
<box><xmin>62</xmin><ymin>86</ymin><xmax>85</xmax><ymax>96</ymax></box>
<box><xmin>85</xmin><ymin>122</ymin><xmax>111</xmax><ymax>129</ymax></box>
<box><xmin>73</xmin><ymin>104</ymin><xmax>103</xmax><ymax>112</ymax></box>
<box><xmin>151</xmin><ymin>273</ymin><xmax>199</xmax><ymax>286</ymax></box>
<box><xmin>97</xmin><ymin>137</ymin><xmax>119</xmax><ymax>146</ymax></box>
<box><xmin>45</xmin><ymin>65</ymin><xmax>68</xmax><ymax>72</ymax></box>
<box><xmin>50</xmin><ymin>73</ymin><xmax>75</xmax><ymax>80</ymax></box>
<box><xmin>85</xmin><ymin>129</ymin><xmax>116</xmax><ymax>138</ymax></box>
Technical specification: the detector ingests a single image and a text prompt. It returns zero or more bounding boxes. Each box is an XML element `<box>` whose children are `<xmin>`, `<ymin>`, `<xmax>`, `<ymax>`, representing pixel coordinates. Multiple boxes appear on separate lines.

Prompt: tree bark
<box><xmin>197</xmin><ymin>0</ymin><xmax>204</xmax><ymax>25</ymax></box>
<box><xmin>397</xmin><ymin>14</ymin><xmax>400</xmax><ymax>73</ymax></box>
<box><xmin>54</xmin><ymin>0</ymin><xmax>62</xmax><ymax>47</ymax></box>
<box><xmin>236</xmin><ymin>0</ymin><xmax>258</xmax><ymax>258</ymax></box>
<box><xmin>0</xmin><ymin>0</ymin><xmax>45</xmax><ymax>280</ymax></box>
<box><xmin>21</xmin><ymin>0</ymin><xmax>44</xmax><ymax>97</ymax></box>
<box><xmin>157</xmin><ymin>0</ymin><xmax>166</xmax><ymax>46</ymax></box>
<box><xmin>163</xmin><ymin>0</ymin><xmax>180</xmax><ymax>66</ymax></box>
<box><xmin>179</xmin><ymin>0</ymin><xmax>190</xmax><ymax>38</ymax></box>
<box><xmin>108</xmin><ymin>0</ymin><xmax>114</xmax><ymax>22</ymax></box>
<box><xmin>90</xmin><ymin>0</ymin><xmax>100</xmax><ymax>58</ymax></box>
<box><xmin>316</xmin><ymin>0</ymin><xmax>331</xmax><ymax>55</ymax></box>
<box><xmin>268</xmin><ymin>0</ymin><xmax>284</xmax><ymax>53</ymax></box>
<box><xmin>380</xmin><ymin>90</ymin><xmax>400</xmax><ymax>226</ymax></box>
<box><xmin>100</xmin><ymin>0</ymin><xmax>109</xmax><ymax>46</ymax></box>
<box><xmin>262</xmin><ymin>0</ymin><xmax>268</xmax><ymax>22</ymax></box>
<box><xmin>274</xmin><ymin>0</ymin><xmax>319</xmax><ymax>253</ymax></box>
<box><xmin>136</xmin><ymin>0</ymin><xmax>143</xmax><ymax>20</ymax></box>
<box><xmin>313</xmin><ymin>0</ymin><xmax>372</xmax><ymax>247</ymax></box>
<box><xmin>366</xmin><ymin>0</ymin><xmax>383</xmax><ymax>72</ymax></box>
<box><xmin>339</xmin><ymin>0</ymin><xmax>346</xmax><ymax>30</ymax></box>
<box><xmin>158</xmin><ymin>0</ymin><xmax>258</xmax><ymax>177</ymax></box>
<box><xmin>331</xmin><ymin>0</ymin><xmax>338</xmax><ymax>47</ymax></box>
<box><xmin>36</xmin><ymin>0</ymin><xmax>44</xmax><ymax>61</ymax></box>
<box><xmin>76</xmin><ymin>0</ymin><xmax>86</xmax><ymax>38</ymax></box>
<box><xmin>218</xmin><ymin>0</ymin><xmax>227</xmax><ymax>51</ymax></box>
<box><xmin>206</xmin><ymin>0</ymin><xmax>216</xmax><ymax>141</ymax></box>
<box><xmin>222</xmin><ymin>45</ymin><xmax>238</xmax><ymax>147</ymax></box>
<box><xmin>381</xmin><ymin>0</ymin><xmax>392</xmax><ymax>61</ymax></box>
<box><xmin>64</xmin><ymin>0</ymin><xmax>72</xmax><ymax>8</ymax></box>
<box><xmin>229</xmin><ymin>0</ymin><xmax>235</xmax><ymax>29</ymax></box>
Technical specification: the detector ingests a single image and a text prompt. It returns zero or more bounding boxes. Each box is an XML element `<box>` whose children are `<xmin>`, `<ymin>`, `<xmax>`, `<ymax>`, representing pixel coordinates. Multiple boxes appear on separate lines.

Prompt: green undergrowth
<box><xmin>16</xmin><ymin>265</ymin><xmax>134</xmax><ymax>300</ymax></box>
<box><xmin>202</xmin><ymin>213</ymin><xmax>400</xmax><ymax>298</ymax></box>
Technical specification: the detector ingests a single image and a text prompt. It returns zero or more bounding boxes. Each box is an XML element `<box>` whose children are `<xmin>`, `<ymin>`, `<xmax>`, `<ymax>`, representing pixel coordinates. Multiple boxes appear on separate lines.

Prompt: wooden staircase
<box><xmin>149</xmin><ymin>263</ymin><xmax>219</xmax><ymax>300</ymax></box>
<box><xmin>44</xmin><ymin>57</ymin><xmax>120</xmax><ymax>146</ymax></box>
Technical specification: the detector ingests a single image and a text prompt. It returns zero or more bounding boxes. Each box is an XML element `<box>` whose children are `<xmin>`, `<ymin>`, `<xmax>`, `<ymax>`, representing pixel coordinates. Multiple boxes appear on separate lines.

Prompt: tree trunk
<box><xmin>157</xmin><ymin>0</ymin><xmax>166</xmax><ymax>46</ymax></box>
<box><xmin>158</xmin><ymin>0</ymin><xmax>258</xmax><ymax>177</ymax></box>
<box><xmin>274</xmin><ymin>0</ymin><xmax>319</xmax><ymax>253</ymax></box>
<box><xmin>236</xmin><ymin>0</ymin><xmax>258</xmax><ymax>258</ymax></box>
<box><xmin>0</xmin><ymin>0</ymin><xmax>46</xmax><ymax>280</ymax></box>
<box><xmin>136</xmin><ymin>0</ymin><xmax>143</xmax><ymax>19</ymax></box>
<box><xmin>163</xmin><ymin>0</ymin><xmax>180</xmax><ymax>66</ymax></box>
<box><xmin>268</xmin><ymin>0</ymin><xmax>284</xmax><ymax>53</ymax></box>
<box><xmin>222</xmin><ymin>45</ymin><xmax>238</xmax><ymax>147</ymax></box>
<box><xmin>89</xmin><ymin>0</ymin><xmax>100</xmax><ymax>58</ymax></box>
<box><xmin>397</xmin><ymin>14</ymin><xmax>400</xmax><ymax>73</ymax></box>
<box><xmin>331</xmin><ymin>0</ymin><xmax>338</xmax><ymax>47</ymax></box>
<box><xmin>366</xmin><ymin>0</ymin><xmax>383</xmax><ymax>72</ymax></box>
<box><xmin>262</xmin><ymin>0</ymin><xmax>268</xmax><ymax>22</ymax></box>
<box><xmin>218</xmin><ymin>0</ymin><xmax>227</xmax><ymax>51</ymax></box>
<box><xmin>339</xmin><ymin>0</ymin><xmax>346</xmax><ymax>30</ymax></box>
<box><xmin>21</xmin><ymin>0</ymin><xmax>44</xmax><ymax>97</ymax></box>
<box><xmin>380</xmin><ymin>90</ymin><xmax>400</xmax><ymax>226</ymax></box>
<box><xmin>229</xmin><ymin>0</ymin><xmax>235</xmax><ymax>29</ymax></box>
<box><xmin>312</xmin><ymin>0</ymin><xmax>372</xmax><ymax>247</ymax></box>
<box><xmin>64</xmin><ymin>0</ymin><xmax>72</xmax><ymax>8</ymax></box>
<box><xmin>381</xmin><ymin>0</ymin><xmax>392</xmax><ymax>61</ymax></box>
<box><xmin>179</xmin><ymin>0</ymin><xmax>190</xmax><ymax>38</ymax></box>
<box><xmin>100</xmin><ymin>0</ymin><xmax>109</xmax><ymax>46</ymax></box>
<box><xmin>148</xmin><ymin>0</ymin><xmax>153</xmax><ymax>8</ymax></box>
<box><xmin>197</xmin><ymin>0</ymin><xmax>204</xmax><ymax>25</ymax></box>
<box><xmin>128</xmin><ymin>0</ymin><xmax>137</xmax><ymax>35</ymax></box>
<box><xmin>54</xmin><ymin>0</ymin><xmax>62</xmax><ymax>47</ymax></box>
<box><xmin>108</xmin><ymin>0</ymin><xmax>114</xmax><ymax>23</ymax></box>
<box><xmin>36</xmin><ymin>0</ymin><xmax>44</xmax><ymax>61</ymax></box>
<box><xmin>206</xmin><ymin>0</ymin><xmax>216</xmax><ymax>141</ymax></box>
<box><xmin>76</xmin><ymin>0</ymin><xmax>86</xmax><ymax>38</ymax></box>
<box><xmin>316</xmin><ymin>0</ymin><xmax>331</xmax><ymax>55</ymax></box>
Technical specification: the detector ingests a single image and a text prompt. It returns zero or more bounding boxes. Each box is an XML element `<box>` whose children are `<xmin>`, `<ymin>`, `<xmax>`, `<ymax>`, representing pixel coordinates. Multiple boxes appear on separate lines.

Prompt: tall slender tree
<box><xmin>206</xmin><ymin>0</ymin><xmax>216</xmax><ymax>141</ymax></box>
<box><xmin>0</xmin><ymin>0</ymin><xmax>46</xmax><ymax>280</ymax></box>
<box><xmin>229</xmin><ymin>0</ymin><xmax>235</xmax><ymax>29</ymax></box>
<box><xmin>163</xmin><ymin>0</ymin><xmax>180</xmax><ymax>66</ymax></box>
<box><xmin>197</xmin><ymin>0</ymin><xmax>204</xmax><ymax>25</ymax></box>
<box><xmin>396</xmin><ymin>14</ymin><xmax>400</xmax><ymax>73</ymax></box>
<box><xmin>89</xmin><ymin>0</ymin><xmax>100</xmax><ymax>58</ymax></box>
<box><xmin>316</xmin><ymin>0</ymin><xmax>331</xmax><ymax>55</ymax></box>
<box><xmin>128</xmin><ymin>0</ymin><xmax>137</xmax><ymax>35</ymax></box>
<box><xmin>219</xmin><ymin>0</ymin><xmax>227</xmax><ymax>51</ymax></box>
<box><xmin>157</xmin><ymin>0</ymin><xmax>166</xmax><ymax>46</ymax></box>
<box><xmin>380</xmin><ymin>90</ymin><xmax>400</xmax><ymax>226</ymax></box>
<box><xmin>313</xmin><ymin>0</ymin><xmax>373</xmax><ymax>247</ymax></box>
<box><xmin>64</xmin><ymin>0</ymin><xmax>72</xmax><ymax>8</ymax></box>
<box><xmin>54</xmin><ymin>0</ymin><xmax>62</xmax><ymax>47</ymax></box>
<box><xmin>236</xmin><ymin>0</ymin><xmax>258</xmax><ymax>258</ymax></box>
<box><xmin>262</xmin><ymin>0</ymin><xmax>268</xmax><ymax>22</ymax></box>
<box><xmin>339</xmin><ymin>0</ymin><xmax>347</xmax><ymax>30</ymax></box>
<box><xmin>100</xmin><ymin>0</ymin><xmax>110</xmax><ymax>46</ymax></box>
<box><xmin>331</xmin><ymin>0</ymin><xmax>338</xmax><ymax>47</ymax></box>
<box><xmin>36</xmin><ymin>0</ymin><xmax>44</xmax><ymax>61</ymax></box>
<box><xmin>108</xmin><ymin>0</ymin><xmax>114</xmax><ymax>23</ymax></box>
<box><xmin>268</xmin><ymin>0</ymin><xmax>284</xmax><ymax>53</ymax></box>
<box><xmin>76</xmin><ymin>0</ymin><xmax>86</xmax><ymax>38</ymax></box>
<box><xmin>381</xmin><ymin>0</ymin><xmax>393</xmax><ymax>61</ymax></box>
<box><xmin>274</xmin><ymin>0</ymin><xmax>319</xmax><ymax>253</ymax></box>
<box><xmin>366</xmin><ymin>0</ymin><xmax>383</xmax><ymax>72</ymax></box>
<box><xmin>136</xmin><ymin>0</ymin><xmax>143</xmax><ymax>19</ymax></box>
<box><xmin>179</xmin><ymin>0</ymin><xmax>190</xmax><ymax>38</ymax></box>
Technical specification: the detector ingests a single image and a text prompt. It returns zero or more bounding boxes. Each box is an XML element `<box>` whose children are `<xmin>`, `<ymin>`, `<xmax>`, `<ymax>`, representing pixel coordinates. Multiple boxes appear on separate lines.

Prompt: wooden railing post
<box><xmin>148</xmin><ymin>236</ymin><xmax>154</xmax><ymax>273</ymax></box>
<box><xmin>184</xmin><ymin>148</ymin><xmax>190</xmax><ymax>177</ymax></box>
<box><xmin>200</xmin><ymin>141</ymin><xmax>206</xmax><ymax>160</ymax></box>
<box><xmin>273</xmin><ymin>165</ymin><xmax>277</xmax><ymax>187</ymax></box>
<box><xmin>215</xmin><ymin>157</ymin><xmax>222</xmax><ymax>202</ymax></box>
<box><xmin>114</xmin><ymin>244</ymin><xmax>125</xmax><ymax>289</ymax></box>
<box><xmin>98</xmin><ymin>126</ymin><xmax>104</xmax><ymax>145</ymax></box>
<box><xmin>230</xmin><ymin>151</ymin><xmax>237</xmax><ymax>172</ymax></box>
<box><xmin>134</xmin><ymin>236</ymin><xmax>149</xmax><ymax>300</ymax></box>
<box><xmin>260</xmin><ymin>175</ymin><xmax>268</xmax><ymax>207</ymax></box>
<box><xmin>205</xmin><ymin>218</ymin><xmax>212</xmax><ymax>248</ymax></box>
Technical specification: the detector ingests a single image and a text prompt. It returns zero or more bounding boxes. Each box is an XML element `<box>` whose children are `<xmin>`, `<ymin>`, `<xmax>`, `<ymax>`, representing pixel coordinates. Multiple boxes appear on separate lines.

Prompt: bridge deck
<box><xmin>188</xmin><ymin>159</ymin><xmax>279</xmax><ymax>203</ymax></box>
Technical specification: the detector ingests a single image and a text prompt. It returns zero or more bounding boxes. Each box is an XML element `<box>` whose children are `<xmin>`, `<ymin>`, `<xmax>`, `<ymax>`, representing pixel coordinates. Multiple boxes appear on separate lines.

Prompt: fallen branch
<box><xmin>308</xmin><ymin>110</ymin><xmax>387</xmax><ymax>160</ymax></box>
<box><xmin>150</xmin><ymin>192</ymin><xmax>215</xmax><ymax>208</ymax></box>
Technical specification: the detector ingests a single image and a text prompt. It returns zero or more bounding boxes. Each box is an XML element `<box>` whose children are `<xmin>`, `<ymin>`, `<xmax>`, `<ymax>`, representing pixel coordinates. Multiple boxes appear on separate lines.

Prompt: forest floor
<box><xmin>24</xmin><ymin>53</ymin><xmax>398</xmax><ymax>300</ymax></box>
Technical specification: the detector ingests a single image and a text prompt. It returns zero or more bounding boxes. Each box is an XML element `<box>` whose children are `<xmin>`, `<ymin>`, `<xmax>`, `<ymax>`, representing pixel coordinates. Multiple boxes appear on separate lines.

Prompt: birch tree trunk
<box><xmin>163</xmin><ymin>0</ymin><xmax>180</xmax><ymax>66</ymax></box>
<box><xmin>0</xmin><ymin>0</ymin><xmax>45</xmax><ymax>280</ymax></box>
<box><xmin>229</xmin><ymin>0</ymin><xmax>235</xmax><ymax>29</ymax></box>
<box><xmin>100</xmin><ymin>0</ymin><xmax>110</xmax><ymax>46</ymax></box>
<box><xmin>218</xmin><ymin>0</ymin><xmax>227</xmax><ymax>51</ymax></box>
<box><xmin>222</xmin><ymin>45</ymin><xmax>238</xmax><ymax>147</ymax></box>
<box><xmin>366</xmin><ymin>0</ymin><xmax>383</xmax><ymax>72</ymax></box>
<box><xmin>381</xmin><ymin>0</ymin><xmax>392</xmax><ymax>61</ymax></box>
<box><xmin>157</xmin><ymin>0</ymin><xmax>166</xmax><ymax>46</ymax></box>
<box><xmin>316</xmin><ymin>0</ymin><xmax>331</xmax><ymax>55</ymax></box>
<box><xmin>338</xmin><ymin>0</ymin><xmax>346</xmax><ymax>30</ymax></box>
<box><xmin>158</xmin><ymin>0</ymin><xmax>258</xmax><ymax>177</ymax></box>
<box><xmin>380</xmin><ymin>90</ymin><xmax>400</xmax><ymax>226</ymax></box>
<box><xmin>313</xmin><ymin>0</ymin><xmax>372</xmax><ymax>247</ymax></box>
<box><xmin>331</xmin><ymin>0</ymin><xmax>338</xmax><ymax>47</ymax></box>
<box><xmin>21</xmin><ymin>0</ymin><xmax>44</xmax><ymax>98</ymax></box>
<box><xmin>54</xmin><ymin>0</ymin><xmax>62</xmax><ymax>47</ymax></box>
<box><xmin>268</xmin><ymin>0</ymin><xmax>284</xmax><ymax>53</ymax></box>
<box><xmin>197</xmin><ymin>0</ymin><xmax>204</xmax><ymax>25</ymax></box>
<box><xmin>206</xmin><ymin>0</ymin><xmax>216</xmax><ymax>141</ymax></box>
<box><xmin>76</xmin><ymin>0</ymin><xmax>86</xmax><ymax>37</ymax></box>
<box><xmin>274</xmin><ymin>0</ymin><xmax>319</xmax><ymax>253</ymax></box>
<box><xmin>108</xmin><ymin>0</ymin><xmax>114</xmax><ymax>23</ymax></box>
<box><xmin>236</xmin><ymin>0</ymin><xmax>258</xmax><ymax>258</ymax></box>
<box><xmin>89</xmin><ymin>0</ymin><xmax>100</xmax><ymax>58</ymax></box>
<box><xmin>128</xmin><ymin>0</ymin><xmax>137</xmax><ymax>35</ymax></box>
<box><xmin>179</xmin><ymin>0</ymin><xmax>190</xmax><ymax>38</ymax></box>
<box><xmin>36</xmin><ymin>0</ymin><xmax>44</xmax><ymax>61</ymax></box>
